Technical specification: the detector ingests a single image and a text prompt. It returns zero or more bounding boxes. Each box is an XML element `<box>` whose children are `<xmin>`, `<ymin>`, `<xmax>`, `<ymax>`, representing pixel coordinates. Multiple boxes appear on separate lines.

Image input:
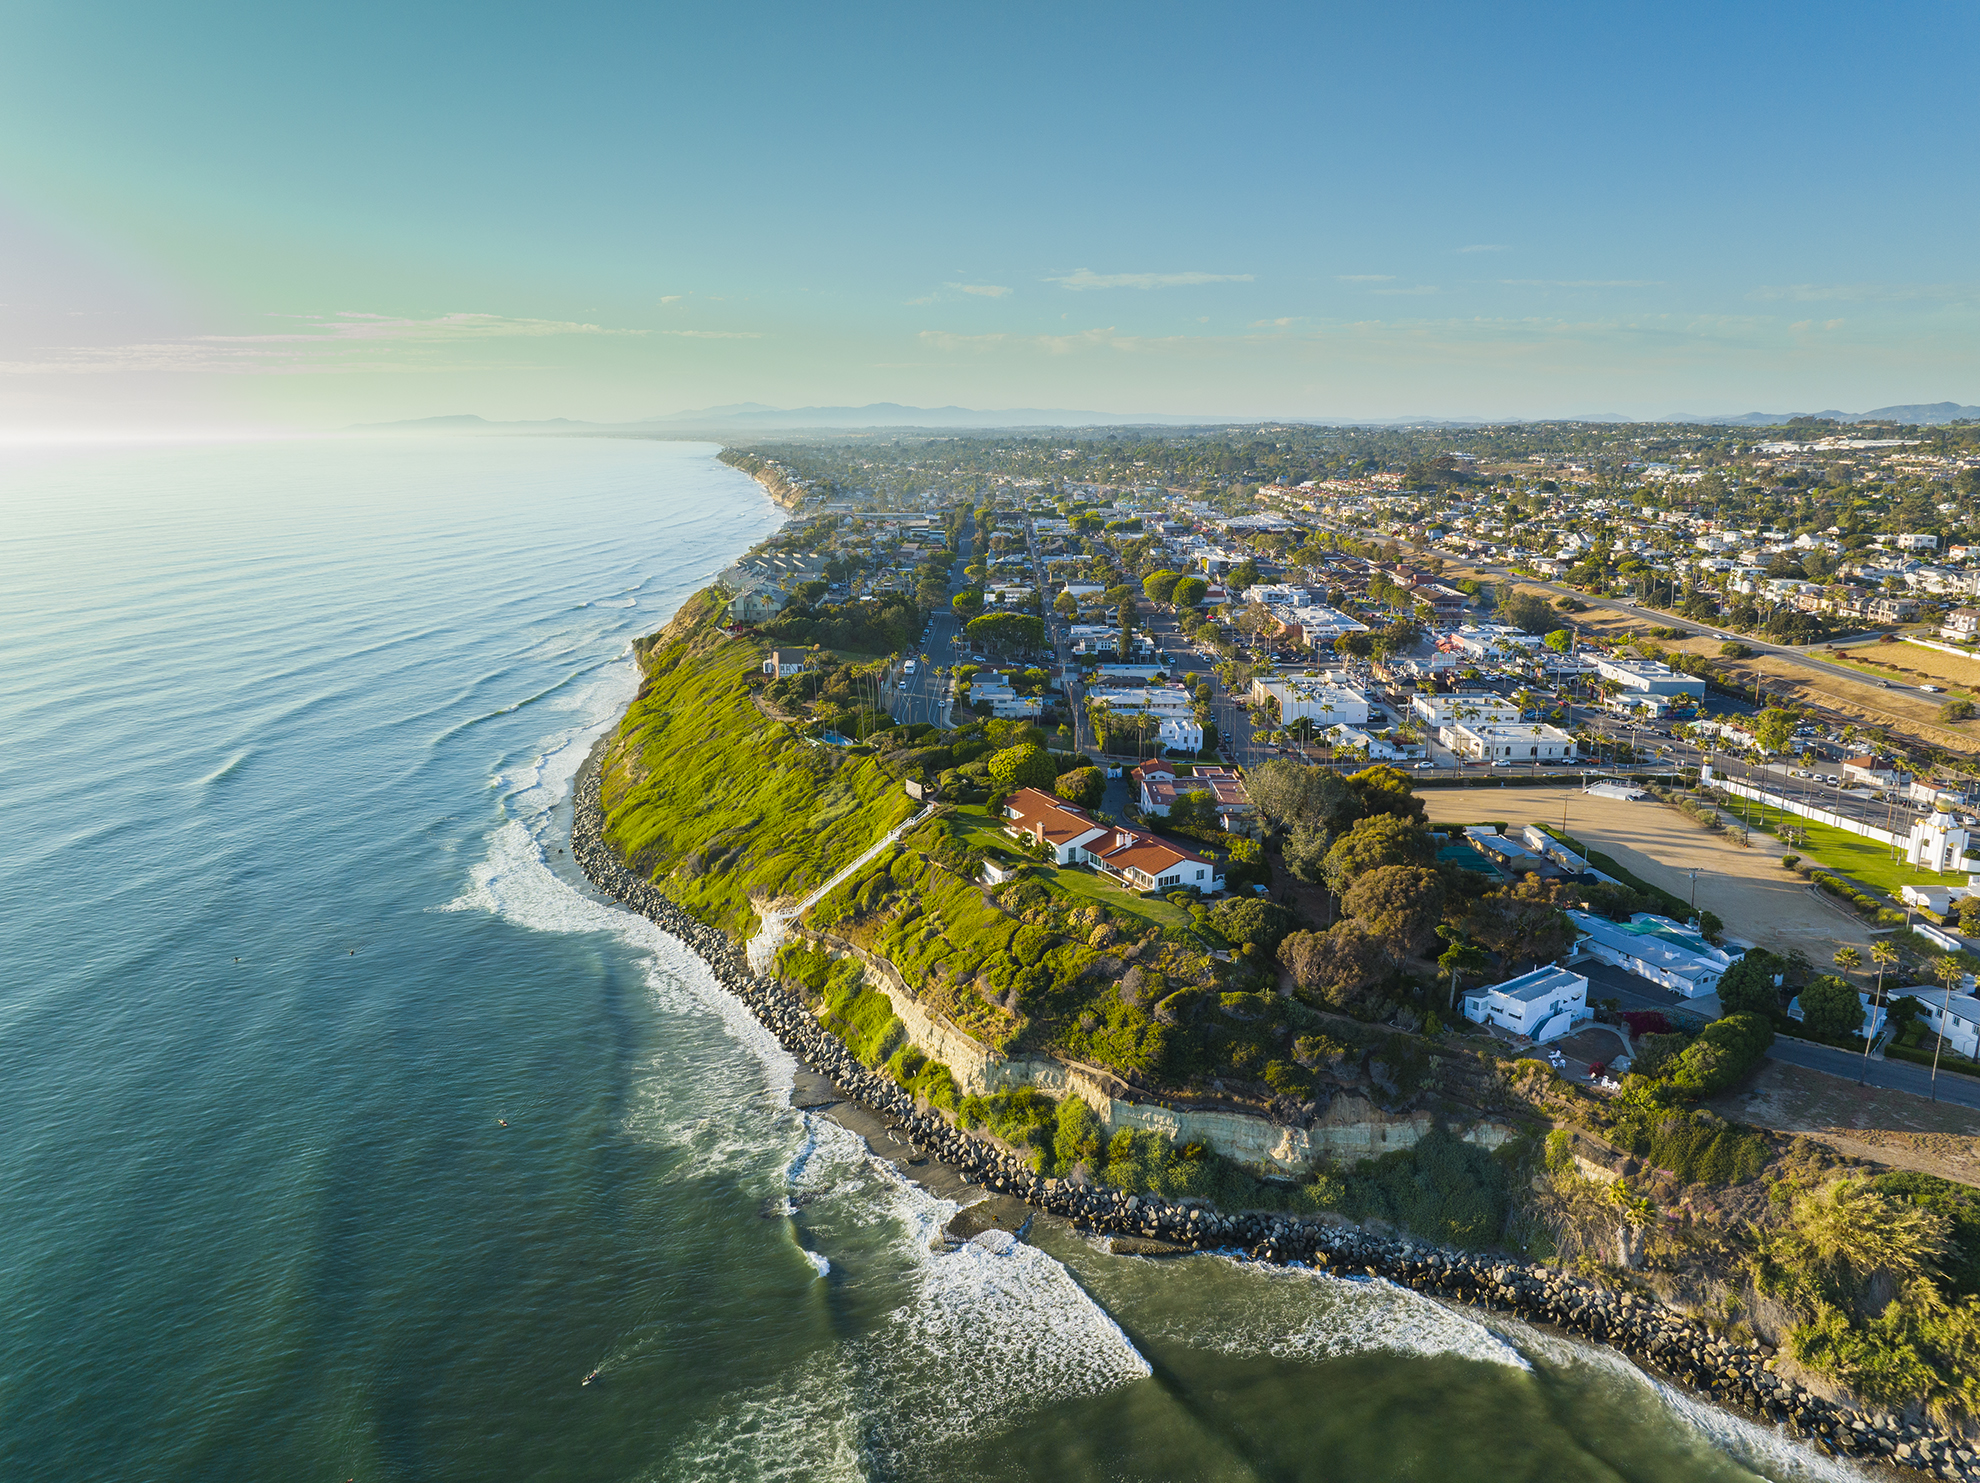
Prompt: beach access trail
<box><xmin>747</xmin><ymin>803</ymin><xmax>936</xmax><ymax>973</ymax></box>
<box><xmin>1420</xmin><ymin>786</ymin><xmax>1877</xmax><ymax>962</ymax></box>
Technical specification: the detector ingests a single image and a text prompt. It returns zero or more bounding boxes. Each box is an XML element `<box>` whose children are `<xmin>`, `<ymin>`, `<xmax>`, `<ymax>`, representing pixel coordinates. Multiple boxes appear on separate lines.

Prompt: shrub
<box><xmin>1328</xmin><ymin>1127</ymin><xmax>1512</xmax><ymax>1246</ymax></box>
<box><xmin>1661</xmin><ymin>1012</ymin><xmax>1774</xmax><ymax>1099</ymax></box>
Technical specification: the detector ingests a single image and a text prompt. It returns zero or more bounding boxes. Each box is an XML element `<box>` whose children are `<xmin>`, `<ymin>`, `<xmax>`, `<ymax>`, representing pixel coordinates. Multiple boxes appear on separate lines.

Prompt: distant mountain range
<box><xmin>1679</xmin><ymin>401</ymin><xmax>1980</xmax><ymax>427</ymax></box>
<box><xmin>345</xmin><ymin>400</ymin><xmax>1980</xmax><ymax>434</ymax></box>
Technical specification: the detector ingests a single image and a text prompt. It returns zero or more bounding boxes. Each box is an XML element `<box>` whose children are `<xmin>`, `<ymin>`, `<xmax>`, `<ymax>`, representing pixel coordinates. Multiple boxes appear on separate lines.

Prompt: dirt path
<box><xmin>1709</xmin><ymin>1058</ymin><xmax>1980</xmax><ymax>1189</ymax></box>
<box><xmin>1423</xmin><ymin>785</ymin><xmax>1876</xmax><ymax>962</ymax></box>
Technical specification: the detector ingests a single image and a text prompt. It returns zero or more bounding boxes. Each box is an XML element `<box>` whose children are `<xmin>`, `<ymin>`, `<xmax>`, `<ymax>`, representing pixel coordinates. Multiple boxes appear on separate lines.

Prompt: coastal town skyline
<box><xmin>5</xmin><ymin>1</ymin><xmax>1979</xmax><ymax>436</ymax></box>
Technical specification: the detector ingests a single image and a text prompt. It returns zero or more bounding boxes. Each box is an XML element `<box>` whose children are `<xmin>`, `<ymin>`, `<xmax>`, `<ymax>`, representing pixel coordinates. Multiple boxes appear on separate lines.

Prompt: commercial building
<box><xmin>1592</xmin><ymin>656</ymin><xmax>1705</xmax><ymax>701</ymax></box>
<box><xmin>1250</xmin><ymin>674</ymin><xmax>1372</xmax><ymax>727</ymax></box>
<box><xmin>1461</xmin><ymin>966</ymin><xmax>1591</xmax><ymax>1043</ymax></box>
<box><xmin>1567</xmin><ymin>911</ymin><xmax>1733</xmax><ymax>997</ymax></box>
<box><xmin>1410</xmin><ymin>692</ymin><xmax>1520</xmax><ymax>727</ymax></box>
<box><xmin>1437</xmin><ymin>721</ymin><xmax>1576</xmax><ymax>763</ymax></box>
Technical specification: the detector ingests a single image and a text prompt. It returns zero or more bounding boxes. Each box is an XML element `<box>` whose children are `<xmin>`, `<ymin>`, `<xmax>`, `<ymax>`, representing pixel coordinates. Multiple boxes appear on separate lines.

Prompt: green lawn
<box><xmin>1727</xmin><ymin>795</ymin><xmax>1962</xmax><ymax>900</ymax></box>
<box><xmin>947</xmin><ymin>804</ymin><xmax>1197</xmax><ymax>932</ymax></box>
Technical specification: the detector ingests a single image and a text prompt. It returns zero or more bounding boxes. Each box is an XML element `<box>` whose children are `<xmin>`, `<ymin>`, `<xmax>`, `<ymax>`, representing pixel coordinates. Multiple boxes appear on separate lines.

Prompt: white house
<box><xmin>1462</xmin><ymin>965</ymin><xmax>1591</xmax><ymax>1043</ymax></box>
<box><xmin>1004</xmin><ymin>788</ymin><xmax>1223</xmax><ymax>891</ymax></box>
<box><xmin>1159</xmin><ymin>717</ymin><xmax>1204</xmax><ymax>752</ymax></box>
<box><xmin>1913</xmin><ymin>990</ymin><xmax>1980</xmax><ymax>1059</ymax></box>
<box><xmin>970</xmin><ymin>679</ymin><xmax>1043</xmax><ymax>719</ymax></box>
<box><xmin>763</xmin><ymin>648</ymin><xmax>809</xmax><ymax>678</ymax></box>
<box><xmin>1568</xmin><ymin>911</ymin><xmax>1732</xmax><ymax>997</ymax></box>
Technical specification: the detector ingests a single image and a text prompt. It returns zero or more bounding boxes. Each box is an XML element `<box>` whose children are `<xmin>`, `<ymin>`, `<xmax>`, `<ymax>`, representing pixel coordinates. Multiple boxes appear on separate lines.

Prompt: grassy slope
<box><xmin>599</xmin><ymin>590</ymin><xmax>917</xmax><ymax>938</ymax></box>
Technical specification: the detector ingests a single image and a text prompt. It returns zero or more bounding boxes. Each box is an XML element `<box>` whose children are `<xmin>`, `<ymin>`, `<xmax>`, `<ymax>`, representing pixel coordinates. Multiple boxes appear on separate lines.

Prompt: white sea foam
<box><xmin>1137</xmin><ymin>1256</ymin><xmax>1533</xmax><ymax>1372</ymax></box>
<box><xmin>1500</xmin><ymin>1318</ymin><xmax>1870</xmax><ymax>1482</ymax></box>
<box><xmin>444</xmin><ymin>676</ymin><xmax>1153</xmax><ymax>1476</ymax></box>
<box><xmin>661</xmin><ymin>1112</ymin><xmax>1151</xmax><ymax>1478</ymax></box>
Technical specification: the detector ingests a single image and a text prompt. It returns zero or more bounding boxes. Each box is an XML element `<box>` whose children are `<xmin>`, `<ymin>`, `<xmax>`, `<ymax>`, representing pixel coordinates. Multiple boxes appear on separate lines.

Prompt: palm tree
<box><xmin>1929</xmin><ymin>954</ymin><xmax>1966</xmax><ymax>1102</ymax></box>
<box><xmin>1862</xmin><ymin>941</ymin><xmax>1900</xmax><ymax>1084</ymax></box>
<box><xmin>1833</xmin><ymin>946</ymin><xmax>1862</xmax><ymax>979</ymax></box>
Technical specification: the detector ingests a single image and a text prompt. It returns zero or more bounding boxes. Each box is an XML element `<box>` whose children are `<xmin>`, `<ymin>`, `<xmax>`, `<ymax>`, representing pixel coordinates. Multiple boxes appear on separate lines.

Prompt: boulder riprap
<box><xmin>570</xmin><ymin>759</ymin><xmax>1977</xmax><ymax>1480</ymax></box>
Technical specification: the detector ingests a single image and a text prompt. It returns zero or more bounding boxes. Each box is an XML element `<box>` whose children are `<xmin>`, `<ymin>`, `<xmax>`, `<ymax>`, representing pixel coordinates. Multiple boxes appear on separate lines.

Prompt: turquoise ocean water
<box><xmin>0</xmin><ymin>436</ymin><xmax>1859</xmax><ymax>1481</ymax></box>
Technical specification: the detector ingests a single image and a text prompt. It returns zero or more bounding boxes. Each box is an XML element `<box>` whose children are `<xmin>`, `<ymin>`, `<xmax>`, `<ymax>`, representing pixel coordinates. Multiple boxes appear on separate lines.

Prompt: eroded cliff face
<box><xmin>718</xmin><ymin>449</ymin><xmax>806</xmax><ymax>509</ymax></box>
<box><xmin>789</xmin><ymin>927</ymin><xmax>1518</xmax><ymax>1175</ymax></box>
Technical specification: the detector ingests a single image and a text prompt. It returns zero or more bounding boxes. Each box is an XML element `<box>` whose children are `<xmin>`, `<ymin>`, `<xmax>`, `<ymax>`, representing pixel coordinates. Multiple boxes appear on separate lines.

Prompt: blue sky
<box><xmin>4</xmin><ymin>1</ymin><xmax>1977</xmax><ymax>430</ymax></box>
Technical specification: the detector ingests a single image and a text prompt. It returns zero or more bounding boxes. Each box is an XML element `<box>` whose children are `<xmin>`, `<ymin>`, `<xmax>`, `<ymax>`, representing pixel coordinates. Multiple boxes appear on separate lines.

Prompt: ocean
<box><xmin>0</xmin><ymin>435</ymin><xmax>1857</xmax><ymax>1481</ymax></box>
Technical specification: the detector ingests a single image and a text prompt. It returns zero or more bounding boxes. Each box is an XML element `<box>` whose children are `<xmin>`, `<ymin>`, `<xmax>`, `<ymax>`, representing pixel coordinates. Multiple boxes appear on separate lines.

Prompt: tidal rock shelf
<box><xmin>571</xmin><ymin>762</ymin><xmax>1973</xmax><ymax>1477</ymax></box>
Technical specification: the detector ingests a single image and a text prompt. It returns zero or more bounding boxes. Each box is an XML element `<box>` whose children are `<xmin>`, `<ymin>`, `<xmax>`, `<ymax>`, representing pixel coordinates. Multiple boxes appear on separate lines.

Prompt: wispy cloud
<box><xmin>1045</xmin><ymin>268</ymin><xmax>1253</xmax><ymax>290</ymax></box>
<box><xmin>1250</xmin><ymin>317</ymin><xmax>1303</xmax><ymax>328</ymax></box>
<box><xmin>1371</xmin><ymin>285</ymin><xmax>1440</xmax><ymax>296</ymax></box>
<box><xmin>1747</xmin><ymin>282</ymin><xmax>1974</xmax><ymax>303</ymax></box>
<box><xmin>1500</xmin><ymin>279</ymin><xmax>1663</xmax><ymax>289</ymax></box>
<box><xmin>214</xmin><ymin>311</ymin><xmax>641</xmax><ymax>343</ymax></box>
<box><xmin>661</xmin><ymin>329</ymin><xmax>764</xmax><ymax>339</ymax></box>
<box><xmin>658</xmin><ymin>295</ymin><xmax>684</xmax><ymax>304</ymax></box>
<box><xmin>1336</xmin><ymin>274</ymin><xmax>1395</xmax><ymax>283</ymax></box>
<box><xmin>947</xmin><ymin>282</ymin><xmax>1012</xmax><ymax>297</ymax></box>
<box><xmin>0</xmin><ymin>311</ymin><xmax>645</xmax><ymax>374</ymax></box>
<box><xmin>1455</xmin><ymin>244</ymin><xmax>1510</xmax><ymax>254</ymax></box>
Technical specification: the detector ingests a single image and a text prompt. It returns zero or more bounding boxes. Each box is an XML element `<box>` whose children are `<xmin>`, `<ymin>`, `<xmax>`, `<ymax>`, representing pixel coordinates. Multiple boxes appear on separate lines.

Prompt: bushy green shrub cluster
<box><xmin>1659</xmin><ymin>1012</ymin><xmax>1773</xmax><ymax>1100</ymax></box>
<box><xmin>1317</xmin><ymin>1127</ymin><xmax>1514</xmax><ymax>1246</ymax></box>
<box><xmin>776</xmin><ymin>942</ymin><xmax>960</xmax><ymax>1113</ymax></box>
<box><xmin>1612</xmin><ymin>1106</ymin><xmax>1768</xmax><ymax>1184</ymax></box>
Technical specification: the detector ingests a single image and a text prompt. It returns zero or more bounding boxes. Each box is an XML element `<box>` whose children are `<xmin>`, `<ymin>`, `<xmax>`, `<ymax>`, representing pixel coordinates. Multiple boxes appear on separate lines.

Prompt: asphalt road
<box><xmin>1432</xmin><ymin>546</ymin><xmax>1947</xmax><ymax>698</ymax></box>
<box><xmin>1766</xmin><ymin>1033</ymin><xmax>1980</xmax><ymax>1110</ymax></box>
<box><xmin>890</xmin><ymin>518</ymin><xmax>971</xmax><ymax>728</ymax></box>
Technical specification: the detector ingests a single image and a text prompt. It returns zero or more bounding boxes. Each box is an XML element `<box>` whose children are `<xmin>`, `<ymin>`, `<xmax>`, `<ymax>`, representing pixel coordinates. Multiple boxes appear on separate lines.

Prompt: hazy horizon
<box><xmin>4</xmin><ymin>1</ymin><xmax>1977</xmax><ymax>435</ymax></box>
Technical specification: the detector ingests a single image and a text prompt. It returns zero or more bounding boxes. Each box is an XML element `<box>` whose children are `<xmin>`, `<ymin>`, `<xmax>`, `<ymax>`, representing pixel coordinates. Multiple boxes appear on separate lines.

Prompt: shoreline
<box><xmin>568</xmin><ymin>729</ymin><xmax>1958</xmax><ymax>1475</ymax></box>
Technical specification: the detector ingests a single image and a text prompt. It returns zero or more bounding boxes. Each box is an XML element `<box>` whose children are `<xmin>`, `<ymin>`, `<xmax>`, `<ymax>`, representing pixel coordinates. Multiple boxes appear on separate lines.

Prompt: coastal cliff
<box><xmin>581</xmin><ymin>580</ymin><xmax>1980</xmax><ymax>1454</ymax></box>
<box><xmin>570</xmin><ymin>680</ymin><xmax>1975</xmax><ymax>1475</ymax></box>
<box><xmin>718</xmin><ymin>448</ymin><xmax>808</xmax><ymax>509</ymax></box>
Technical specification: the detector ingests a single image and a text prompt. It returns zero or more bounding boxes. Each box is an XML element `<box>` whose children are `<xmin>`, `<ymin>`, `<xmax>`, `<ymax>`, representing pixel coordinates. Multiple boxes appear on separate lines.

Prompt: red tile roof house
<box><xmin>1132</xmin><ymin>761</ymin><xmax>1253</xmax><ymax>831</ymax></box>
<box><xmin>1003</xmin><ymin>788</ymin><xmax>1224</xmax><ymax>893</ymax></box>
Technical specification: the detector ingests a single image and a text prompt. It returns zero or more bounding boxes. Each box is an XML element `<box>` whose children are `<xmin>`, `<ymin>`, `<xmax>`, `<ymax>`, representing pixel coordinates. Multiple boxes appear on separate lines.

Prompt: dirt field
<box><xmin>1850</xmin><ymin>637</ymin><xmax>1980</xmax><ymax>690</ymax></box>
<box><xmin>1709</xmin><ymin>1058</ymin><xmax>1980</xmax><ymax>1189</ymax></box>
<box><xmin>1422</xmin><ymin>785</ymin><xmax>1876</xmax><ymax>962</ymax></box>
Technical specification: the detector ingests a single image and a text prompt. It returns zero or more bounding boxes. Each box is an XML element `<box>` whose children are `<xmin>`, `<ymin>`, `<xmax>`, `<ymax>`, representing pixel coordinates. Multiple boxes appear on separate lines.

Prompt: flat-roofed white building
<box><xmin>1568</xmin><ymin>911</ymin><xmax>1732</xmax><ymax>997</ymax></box>
<box><xmin>1462</xmin><ymin>965</ymin><xmax>1591</xmax><ymax>1043</ymax></box>
<box><xmin>1593</xmin><ymin>655</ymin><xmax>1704</xmax><ymax>700</ymax></box>
<box><xmin>1250</xmin><ymin>674</ymin><xmax>1372</xmax><ymax>726</ymax></box>
<box><xmin>1438</xmin><ymin>721</ymin><xmax>1576</xmax><ymax>762</ymax></box>
<box><xmin>1411</xmin><ymin>692</ymin><xmax>1520</xmax><ymax>726</ymax></box>
<box><xmin>970</xmin><ymin>680</ymin><xmax>1043</xmax><ymax>718</ymax></box>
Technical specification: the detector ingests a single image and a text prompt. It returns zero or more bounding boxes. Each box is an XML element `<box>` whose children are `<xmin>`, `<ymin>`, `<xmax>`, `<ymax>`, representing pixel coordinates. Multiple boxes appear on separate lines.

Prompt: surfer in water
<box><xmin>582</xmin><ymin>1370</ymin><xmax>600</xmax><ymax>1386</ymax></box>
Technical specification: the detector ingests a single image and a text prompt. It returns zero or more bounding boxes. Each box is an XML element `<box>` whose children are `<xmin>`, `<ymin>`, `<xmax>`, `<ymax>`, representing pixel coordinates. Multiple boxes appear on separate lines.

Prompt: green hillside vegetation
<box><xmin>600</xmin><ymin>590</ymin><xmax>917</xmax><ymax>936</ymax></box>
<box><xmin>776</xmin><ymin>941</ymin><xmax>961</xmax><ymax>1113</ymax></box>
